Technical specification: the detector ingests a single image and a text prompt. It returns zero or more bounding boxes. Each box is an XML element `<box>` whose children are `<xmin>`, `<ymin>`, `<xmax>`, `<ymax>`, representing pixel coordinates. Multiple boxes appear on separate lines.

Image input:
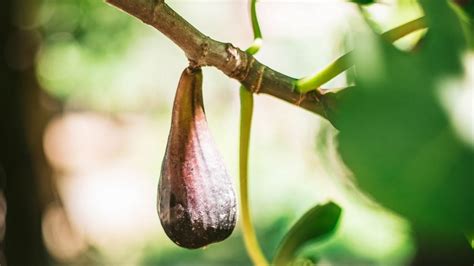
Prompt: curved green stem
<box><xmin>296</xmin><ymin>52</ymin><xmax>353</xmax><ymax>94</ymax></box>
<box><xmin>239</xmin><ymin>0</ymin><xmax>269</xmax><ymax>265</ymax></box>
<box><xmin>246</xmin><ymin>37</ymin><xmax>262</xmax><ymax>56</ymax></box>
<box><xmin>296</xmin><ymin>16</ymin><xmax>426</xmax><ymax>93</ymax></box>
<box><xmin>239</xmin><ymin>87</ymin><xmax>268</xmax><ymax>266</ymax></box>
<box><xmin>382</xmin><ymin>17</ymin><xmax>426</xmax><ymax>43</ymax></box>
<box><xmin>250</xmin><ymin>0</ymin><xmax>262</xmax><ymax>40</ymax></box>
<box><xmin>245</xmin><ymin>0</ymin><xmax>263</xmax><ymax>55</ymax></box>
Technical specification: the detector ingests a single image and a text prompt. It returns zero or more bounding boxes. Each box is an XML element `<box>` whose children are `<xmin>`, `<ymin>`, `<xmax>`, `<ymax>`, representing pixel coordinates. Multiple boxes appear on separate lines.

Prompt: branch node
<box><xmin>225</xmin><ymin>43</ymin><xmax>248</xmax><ymax>80</ymax></box>
<box><xmin>243</xmin><ymin>56</ymin><xmax>255</xmax><ymax>81</ymax></box>
<box><xmin>310</xmin><ymin>90</ymin><xmax>321</xmax><ymax>103</ymax></box>
<box><xmin>295</xmin><ymin>92</ymin><xmax>307</xmax><ymax>106</ymax></box>
<box><xmin>250</xmin><ymin>65</ymin><xmax>265</xmax><ymax>94</ymax></box>
<box><xmin>308</xmin><ymin>90</ymin><xmax>329</xmax><ymax>118</ymax></box>
<box><xmin>196</xmin><ymin>36</ymin><xmax>211</xmax><ymax>66</ymax></box>
<box><xmin>187</xmin><ymin>61</ymin><xmax>201</xmax><ymax>72</ymax></box>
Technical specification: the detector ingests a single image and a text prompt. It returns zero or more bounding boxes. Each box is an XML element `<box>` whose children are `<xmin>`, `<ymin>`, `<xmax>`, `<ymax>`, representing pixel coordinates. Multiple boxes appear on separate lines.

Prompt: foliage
<box><xmin>332</xmin><ymin>0</ymin><xmax>473</xmax><ymax>234</ymax></box>
<box><xmin>350</xmin><ymin>0</ymin><xmax>375</xmax><ymax>5</ymax></box>
<box><xmin>273</xmin><ymin>202</ymin><xmax>341</xmax><ymax>265</ymax></box>
<box><xmin>37</xmin><ymin>0</ymin><xmax>138</xmax><ymax>105</ymax></box>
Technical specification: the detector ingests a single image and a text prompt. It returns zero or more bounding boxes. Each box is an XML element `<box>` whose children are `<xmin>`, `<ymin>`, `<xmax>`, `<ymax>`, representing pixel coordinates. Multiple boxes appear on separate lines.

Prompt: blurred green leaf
<box><xmin>37</xmin><ymin>0</ymin><xmax>138</xmax><ymax>106</ymax></box>
<box><xmin>330</xmin><ymin>0</ymin><xmax>474</xmax><ymax>232</ymax></box>
<box><xmin>349</xmin><ymin>0</ymin><xmax>375</xmax><ymax>5</ymax></box>
<box><xmin>453</xmin><ymin>0</ymin><xmax>474</xmax><ymax>19</ymax></box>
<box><xmin>273</xmin><ymin>202</ymin><xmax>342</xmax><ymax>265</ymax></box>
<box><xmin>451</xmin><ymin>0</ymin><xmax>474</xmax><ymax>49</ymax></box>
<box><xmin>41</xmin><ymin>0</ymin><xmax>136</xmax><ymax>56</ymax></box>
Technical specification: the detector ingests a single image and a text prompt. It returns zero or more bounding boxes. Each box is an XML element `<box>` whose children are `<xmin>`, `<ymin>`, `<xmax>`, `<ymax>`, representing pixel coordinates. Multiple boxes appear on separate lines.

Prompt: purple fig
<box><xmin>157</xmin><ymin>67</ymin><xmax>237</xmax><ymax>249</ymax></box>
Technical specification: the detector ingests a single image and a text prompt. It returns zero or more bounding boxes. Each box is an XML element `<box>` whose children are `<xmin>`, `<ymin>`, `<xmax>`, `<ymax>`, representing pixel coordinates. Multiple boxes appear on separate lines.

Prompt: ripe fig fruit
<box><xmin>157</xmin><ymin>67</ymin><xmax>237</xmax><ymax>249</ymax></box>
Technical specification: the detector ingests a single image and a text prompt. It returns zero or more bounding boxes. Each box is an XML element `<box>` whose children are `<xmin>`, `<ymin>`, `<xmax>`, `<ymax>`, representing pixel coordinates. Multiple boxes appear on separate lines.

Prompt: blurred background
<box><xmin>1</xmin><ymin>0</ymin><xmax>471</xmax><ymax>265</ymax></box>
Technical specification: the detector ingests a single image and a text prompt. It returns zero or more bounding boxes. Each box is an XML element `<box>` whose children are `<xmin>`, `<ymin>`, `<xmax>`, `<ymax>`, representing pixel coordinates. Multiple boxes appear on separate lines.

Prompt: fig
<box><xmin>157</xmin><ymin>67</ymin><xmax>237</xmax><ymax>249</ymax></box>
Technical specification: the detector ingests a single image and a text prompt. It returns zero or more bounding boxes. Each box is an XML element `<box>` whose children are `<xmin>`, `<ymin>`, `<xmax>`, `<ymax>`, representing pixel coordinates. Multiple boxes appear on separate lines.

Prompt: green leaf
<box><xmin>451</xmin><ymin>0</ymin><xmax>474</xmax><ymax>49</ymax></box>
<box><xmin>273</xmin><ymin>202</ymin><xmax>342</xmax><ymax>265</ymax></box>
<box><xmin>349</xmin><ymin>0</ymin><xmax>375</xmax><ymax>5</ymax></box>
<box><xmin>331</xmin><ymin>0</ymin><xmax>474</xmax><ymax>232</ymax></box>
<box><xmin>453</xmin><ymin>0</ymin><xmax>474</xmax><ymax>20</ymax></box>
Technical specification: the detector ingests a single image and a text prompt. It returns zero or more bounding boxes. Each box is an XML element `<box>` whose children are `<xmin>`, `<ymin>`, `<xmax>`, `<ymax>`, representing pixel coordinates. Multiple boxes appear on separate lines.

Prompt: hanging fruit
<box><xmin>157</xmin><ymin>67</ymin><xmax>237</xmax><ymax>249</ymax></box>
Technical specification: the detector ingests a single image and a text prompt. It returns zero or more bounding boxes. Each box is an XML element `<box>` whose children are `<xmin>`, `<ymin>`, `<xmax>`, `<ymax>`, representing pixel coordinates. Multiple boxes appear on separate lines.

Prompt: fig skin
<box><xmin>157</xmin><ymin>67</ymin><xmax>237</xmax><ymax>249</ymax></box>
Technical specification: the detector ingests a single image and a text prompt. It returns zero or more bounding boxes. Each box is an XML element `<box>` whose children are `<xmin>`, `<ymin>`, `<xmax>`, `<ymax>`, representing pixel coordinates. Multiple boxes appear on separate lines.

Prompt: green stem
<box><xmin>246</xmin><ymin>38</ymin><xmax>262</xmax><ymax>56</ymax></box>
<box><xmin>250</xmin><ymin>0</ymin><xmax>262</xmax><ymax>40</ymax></box>
<box><xmin>295</xmin><ymin>16</ymin><xmax>426</xmax><ymax>93</ymax></box>
<box><xmin>382</xmin><ymin>17</ymin><xmax>426</xmax><ymax>43</ymax></box>
<box><xmin>239</xmin><ymin>87</ymin><xmax>268</xmax><ymax>266</ymax></box>
<box><xmin>296</xmin><ymin>52</ymin><xmax>353</xmax><ymax>94</ymax></box>
<box><xmin>246</xmin><ymin>0</ymin><xmax>263</xmax><ymax>55</ymax></box>
<box><xmin>239</xmin><ymin>0</ymin><xmax>269</xmax><ymax>265</ymax></box>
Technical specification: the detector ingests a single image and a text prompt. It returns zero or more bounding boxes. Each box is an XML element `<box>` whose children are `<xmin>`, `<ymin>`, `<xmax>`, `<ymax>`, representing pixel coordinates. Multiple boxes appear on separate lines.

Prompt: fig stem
<box><xmin>245</xmin><ymin>0</ymin><xmax>263</xmax><ymax>55</ymax></box>
<box><xmin>239</xmin><ymin>88</ymin><xmax>268</xmax><ymax>266</ymax></box>
<box><xmin>295</xmin><ymin>16</ymin><xmax>426</xmax><ymax>93</ymax></box>
<box><xmin>238</xmin><ymin>0</ymin><xmax>269</xmax><ymax>265</ymax></box>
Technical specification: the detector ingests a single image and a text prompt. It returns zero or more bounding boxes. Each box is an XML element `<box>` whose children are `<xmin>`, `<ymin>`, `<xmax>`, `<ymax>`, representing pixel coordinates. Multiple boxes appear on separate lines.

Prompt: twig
<box><xmin>295</xmin><ymin>17</ymin><xmax>426</xmax><ymax>93</ymax></box>
<box><xmin>106</xmin><ymin>0</ymin><xmax>328</xmax><ymax>118</ymax></box>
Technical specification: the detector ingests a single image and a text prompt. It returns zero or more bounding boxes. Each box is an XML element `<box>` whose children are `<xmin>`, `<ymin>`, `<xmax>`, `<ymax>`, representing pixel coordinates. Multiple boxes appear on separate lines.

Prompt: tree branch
<box><xmin>106</xmin><ymin>0</ymin><xmax>329</xmax><ymax>118</ymax></box>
